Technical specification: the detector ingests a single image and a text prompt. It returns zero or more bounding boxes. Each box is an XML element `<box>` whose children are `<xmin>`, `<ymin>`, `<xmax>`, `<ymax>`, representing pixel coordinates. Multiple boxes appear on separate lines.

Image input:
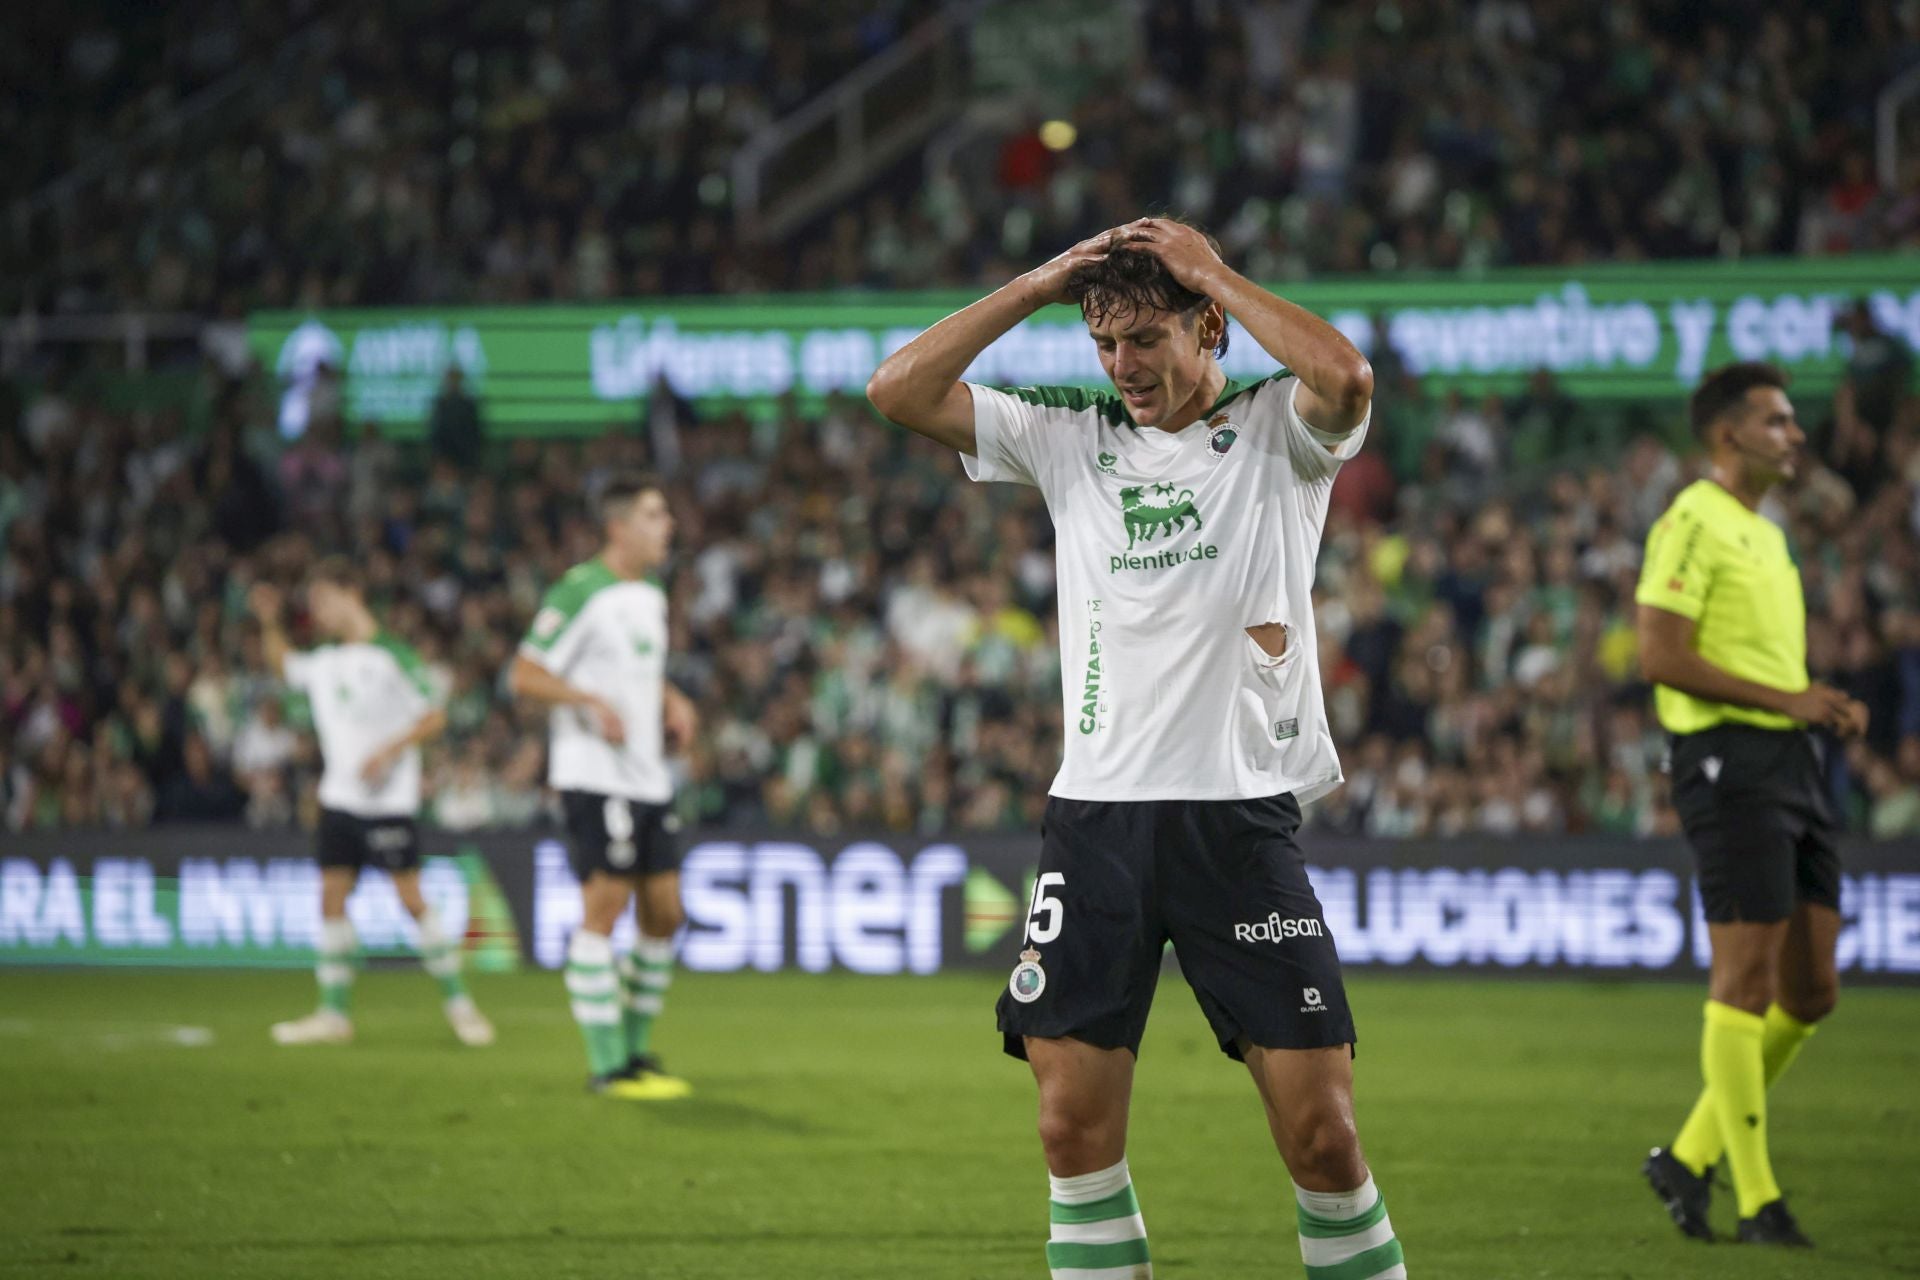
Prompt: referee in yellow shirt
<box><xmin>1635</xmin><ymin>362</ymin><xmax>1869</xmax><ymax>1248</ymax></box>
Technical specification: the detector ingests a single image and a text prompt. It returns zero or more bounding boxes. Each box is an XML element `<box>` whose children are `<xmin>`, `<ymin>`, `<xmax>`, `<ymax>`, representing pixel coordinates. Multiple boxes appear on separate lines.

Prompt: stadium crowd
<box><xmin>4</xmin><ymin>316</ymin><xmax>1919</xmax><ymax>839</ymax></box>
<box><xmin>9</xmin><ymin>0</ymin><xmax>1916</xmax><ymax>313</ymax></box>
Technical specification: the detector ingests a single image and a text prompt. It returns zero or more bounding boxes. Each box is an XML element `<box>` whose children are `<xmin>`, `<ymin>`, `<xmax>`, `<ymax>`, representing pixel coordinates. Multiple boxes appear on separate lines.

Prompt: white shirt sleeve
<box><xmin>518</xmin><ymin>598</ymin><xmax>595</xmax><ymax>677</ymax></box>
<box><xmin>282</xmin><ymin>648</ymin><xmax>320</xmax><ymax>692</ymax></box>
<box><xmin>959</xmin><ymin>384</ymin><xmax>1070</xmax><ymax>488</ymax></box>
<box><xmin>1273</xmin><ymin>375</ymin><xmax>1370</xmax><ymax>484</ymax></box>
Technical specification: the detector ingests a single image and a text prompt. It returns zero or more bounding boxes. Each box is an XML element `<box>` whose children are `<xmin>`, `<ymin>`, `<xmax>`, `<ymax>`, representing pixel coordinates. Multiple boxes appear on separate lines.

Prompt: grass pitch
<box><xmin>1</xmin><ymin>968</ymin><xmax>1916</xmax><ymax>1279</ymax></box>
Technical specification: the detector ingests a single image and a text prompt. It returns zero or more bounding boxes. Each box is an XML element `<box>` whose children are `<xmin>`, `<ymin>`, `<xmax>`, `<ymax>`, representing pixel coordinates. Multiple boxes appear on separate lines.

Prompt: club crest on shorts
<box><xmin>1009</xmin><ymin>947</ymin><xmax>1047</xmax><ymax>1003</ymax></box>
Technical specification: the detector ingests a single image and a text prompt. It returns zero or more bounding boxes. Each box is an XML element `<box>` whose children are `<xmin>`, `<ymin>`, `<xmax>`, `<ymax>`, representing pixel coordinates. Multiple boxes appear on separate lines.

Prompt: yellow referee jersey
<box><xmin>1634</xmin><ymin>479</ymin><xmax>1808</xmax><ymax>735</ymax></box>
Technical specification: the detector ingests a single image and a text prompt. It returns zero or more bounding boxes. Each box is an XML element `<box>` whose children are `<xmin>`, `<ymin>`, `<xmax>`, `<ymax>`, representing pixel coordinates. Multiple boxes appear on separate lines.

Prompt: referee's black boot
<box><xmin>1641</xmin><ymin>1147</ymin><xmax>1714</xmax><ymax>1241</ymax></box>
<box><xmin>1737</xmin><ymin>1197</ymin><xmax>1812</xmax><ymax>1247</ymax></box>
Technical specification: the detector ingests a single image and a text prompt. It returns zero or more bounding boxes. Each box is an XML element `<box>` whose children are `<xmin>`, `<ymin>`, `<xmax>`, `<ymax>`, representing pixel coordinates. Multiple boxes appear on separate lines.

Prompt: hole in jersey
<box><xmin>1245</xmin><ymin>621</ymin><xmax>1288</xmax><ymax>658</ymax></box>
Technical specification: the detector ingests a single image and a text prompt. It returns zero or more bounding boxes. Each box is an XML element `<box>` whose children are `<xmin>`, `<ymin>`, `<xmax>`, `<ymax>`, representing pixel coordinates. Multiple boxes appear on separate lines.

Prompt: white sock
<box><xmin>1047</xmin><ymin>1158</ymin><xmax>1150</xmax><ymax>1278</ymax></box>
<box><xmin>1295</xmin><ymin>1174</ymin><xmax>1405</xmax><ymax>1279</ymax></box>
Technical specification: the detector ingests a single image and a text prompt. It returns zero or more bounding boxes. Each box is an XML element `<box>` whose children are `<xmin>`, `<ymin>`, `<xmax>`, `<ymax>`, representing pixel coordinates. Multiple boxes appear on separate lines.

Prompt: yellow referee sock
<box><xmin>1671</xmin><ymin>1003</ymin><xmax>1817</xmax><ymax>1177</ymax></box>
<box><xmin>1691</xmin><ymin>1001</ymin><xmax>1781</xmax><ymax>1216</ymax></box>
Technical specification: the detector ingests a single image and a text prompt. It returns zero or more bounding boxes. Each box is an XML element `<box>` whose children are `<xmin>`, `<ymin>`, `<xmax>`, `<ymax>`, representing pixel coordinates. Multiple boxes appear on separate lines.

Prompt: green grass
<box><xmin>0</xmin><ymin>969</ymin><xmax>1916</xmax><ymax>1279</ymax></box>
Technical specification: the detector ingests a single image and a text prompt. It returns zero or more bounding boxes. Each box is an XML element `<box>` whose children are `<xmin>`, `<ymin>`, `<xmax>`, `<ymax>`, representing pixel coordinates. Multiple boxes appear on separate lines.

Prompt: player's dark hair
<box><xmin>307</xmin><ymin>556</ymin><xmax>360</xmax><ymax>592</ymax></box>
<box><xmin>1690</xmin><ymin>362</ymin><xmax>1788</xmax><ymax>440</ymax></box>
<box><xmin>1067</xmin><ymin>218</ymin><xmax>1230</xmax><ymax>360</ymax></box>
<box><xmin>599</xmin><ymin>470</ymin><xmax>663</xmax><ymax>522</ymax></box>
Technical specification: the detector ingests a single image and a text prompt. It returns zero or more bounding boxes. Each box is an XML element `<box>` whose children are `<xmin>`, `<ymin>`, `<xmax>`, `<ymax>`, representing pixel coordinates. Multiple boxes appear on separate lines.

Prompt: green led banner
<box><xmin>248</xmin><ymin>255</ymin><xmax>1920</xmax><ymax>435</ymax></box>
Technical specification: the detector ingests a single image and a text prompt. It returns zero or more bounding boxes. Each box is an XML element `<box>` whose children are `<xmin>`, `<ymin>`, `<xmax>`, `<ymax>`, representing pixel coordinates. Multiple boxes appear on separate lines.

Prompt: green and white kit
<box><xmin>518</xmin><ymin>559</ymin><xmax>672</xmax><ymax>804</ymax></box>
<box><xmin>283</xmin><ymin>635</ymin><xmax>437</xmax><ymax>816</ymax></box>
<box><xmin>963</xmin><ymin>374</ymin><xmax>1367</xmax><ymax>803</ymax></box>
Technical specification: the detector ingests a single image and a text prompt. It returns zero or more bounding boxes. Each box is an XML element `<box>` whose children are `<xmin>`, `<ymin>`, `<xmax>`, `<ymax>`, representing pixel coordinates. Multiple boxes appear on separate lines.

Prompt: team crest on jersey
<box><xmin>1206</xmin><ymin>412</ymin><xmax>1239</xmax><ymax>459</ymax></box>
<box><xmin>1118</xmin><ymin>483</ymin><xmax>1204</xmax><ymax>549</ymax></box>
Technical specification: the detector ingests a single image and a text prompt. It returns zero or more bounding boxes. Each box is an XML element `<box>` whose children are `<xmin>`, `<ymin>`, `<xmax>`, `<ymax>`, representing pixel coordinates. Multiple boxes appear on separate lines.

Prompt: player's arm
<box><xmin>866</xmin><ymin>230</ymin><xmax>1120</xmax><ymax>452</ymax></box>
<box><xmin>1636</xmin><ymin>606</ymin><xmax>1866</xmax><ymax>736</ymax></box>
<box><xmin>507</xmin><ymin>653</ymin><xmax>626</xmax><ymax>744</ymax></box>
<box><xmin>361</xmin><ymin>709</ymin><xmax>448</xmax><ymax>784</ymax></box>
<box><xmin>248</xmin><ymin>583</ymin><xmax>293</xmax><ymax>677</ymax></box>
<box><xmin>1120</xmin><ymin>218</ymin><xmax>1373</xmax><ymax>435</ymax></box>
<box><xmin>663</xmin><ymin>681</ymin><xmax>698</xmax><ymax>753</ymax></box>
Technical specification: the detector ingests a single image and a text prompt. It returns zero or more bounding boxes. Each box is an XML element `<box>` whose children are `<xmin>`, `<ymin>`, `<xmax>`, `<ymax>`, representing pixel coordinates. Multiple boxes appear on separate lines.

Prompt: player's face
<box><xmin>1725</xmin><ymin>386</ymin><xmax>1804</xmax><ymax>484</ymax></box>
<box><xmin>1087</xmin><ymin>306</ymin><xmax>1216</xmax><ymax>428</ymax></box>
<box><xmin>305</xmin><ymin>582</ymin><xmax>349</xmax><ymax>636</ymax></box>
<box><xmin>610</xmin><ymin>490</ymin><xmax>674</xmax><ymax>569</ymax></box>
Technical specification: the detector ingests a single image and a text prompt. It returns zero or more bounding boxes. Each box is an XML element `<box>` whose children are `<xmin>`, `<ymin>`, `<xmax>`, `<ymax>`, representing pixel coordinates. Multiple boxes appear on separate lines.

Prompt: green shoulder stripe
<box><xmin>1003</xmin><ymin>384</ymin><xmax>1130</xmax><ymax>426</ymax></box>
<box><xmin>1207</xmin><ymin>370</ymin><xmax>1292</xmax><ymax>418</ymax></box>
<box><xmin>373</xmin><ymin>633</ymin><xmax>436</xmax><ymax>702</ymax></box>
<box><xmin>525</xmin><ymin>558</ymin><xmax>619</xmax><ymax>651</ymax></box>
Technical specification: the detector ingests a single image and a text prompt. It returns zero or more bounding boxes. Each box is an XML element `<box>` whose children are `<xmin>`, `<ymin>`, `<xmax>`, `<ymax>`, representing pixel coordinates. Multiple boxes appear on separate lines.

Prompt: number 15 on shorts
<box><xmin>1025</xmin><ymin>872</ymin><xmax>1065</xmax><ymax>945</ymax></box>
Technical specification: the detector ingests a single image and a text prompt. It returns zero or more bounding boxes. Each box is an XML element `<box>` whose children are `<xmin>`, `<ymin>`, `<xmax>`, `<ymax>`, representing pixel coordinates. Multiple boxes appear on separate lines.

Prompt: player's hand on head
<box><xmin>1121</xmin><ymin>218</ymin><xmax>1225</xmax><ymax>292</ymax></box>
<box><xmin>1020</xmin><ymin>230</ymin><xmax>1118</xmax><ymax>306</ymax></box>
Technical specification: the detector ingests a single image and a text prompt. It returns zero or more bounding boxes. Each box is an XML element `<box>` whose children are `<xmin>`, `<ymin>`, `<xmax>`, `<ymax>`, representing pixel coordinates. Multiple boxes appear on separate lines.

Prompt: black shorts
<box><xmin>1670</xmin><ymin>724</ymin><xmax>1841</xmax><ymax>924</ymax></box>
<box><xmin>316</xmin><ymin>808</ymin><xmax>421</xmax><ymax>873</ymax></box>
<box><xmin>561</xmin><ymin>790</ymin><xmax>682</xmax><ymax>882</ymax></box>
<box><xmin>997</xmin><ymin>794</ymin><xmax>1355</xmax><ymax>1062</ymax></box>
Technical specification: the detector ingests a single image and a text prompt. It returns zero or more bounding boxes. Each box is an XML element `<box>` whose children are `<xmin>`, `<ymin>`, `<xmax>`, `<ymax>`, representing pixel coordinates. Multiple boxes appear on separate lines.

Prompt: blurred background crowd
<box><xmin>6</xmin><ymin>0</ymin><xmax>1915</xmax><ymax>314</ymax></box>
<box><xmin>5</xmin><ymin>329</ymin><xmax>1918</xmax><ymax>838</ymax></box>
<box><xmin>5</xmin><ymin>0</ymin><xmax>1919</xmax><ymax>839</ymax></box>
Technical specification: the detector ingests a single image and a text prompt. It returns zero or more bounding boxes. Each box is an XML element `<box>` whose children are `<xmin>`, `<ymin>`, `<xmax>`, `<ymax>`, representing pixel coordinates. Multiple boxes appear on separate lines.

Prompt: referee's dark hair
<box><xmin>599</xmin><ymin>470</ymin><xmax>663</xmax><ymax>522</ymax></box>
<box><xmin>1690</xmin><ymin>362</ymin><xmax>1789</xmax><ymax>440</ymax></box>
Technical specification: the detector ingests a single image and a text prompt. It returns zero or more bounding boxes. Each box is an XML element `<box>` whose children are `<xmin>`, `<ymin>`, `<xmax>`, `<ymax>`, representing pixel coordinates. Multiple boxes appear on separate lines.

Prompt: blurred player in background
<box><xmin>1637</xmin><ymin>363</ymin><xmax>1869</xmax><ymax>1246</ymax></box>
<box><xmin>252</xmin><ymin>561</ymin><xmax>494</xmax><ymax>1048</ymax></box>
<box><xmin>869</xmin><ymin>219</ymin><xmax>1405</xmax><ymax>1280</ymax></box>
<box><xmin>510</xmin><ymin>472</ymin><xmax>698</xmax><ymax>1100</ymax></box>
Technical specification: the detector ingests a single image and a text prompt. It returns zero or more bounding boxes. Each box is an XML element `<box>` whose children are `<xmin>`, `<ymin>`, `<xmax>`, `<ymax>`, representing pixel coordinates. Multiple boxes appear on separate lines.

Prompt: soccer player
<box><xmin>1636</xmin><ymin>362</ymin><xmax>1869</xmax><ymax>1246</ymax></box>
<box><xmin>868</xmin><ymin>219</ymin><xmax>1405</xmax><ymax>1280</ymax></box>
<box><xmin>253</xmin><ymin>562</ymin><xmax>494</xmax><ymax>1048</ymax></box>
<box><xmin>509</xmin><ymin>471</ymin><xmax>698</xmax><ymax>1100</ymax></box>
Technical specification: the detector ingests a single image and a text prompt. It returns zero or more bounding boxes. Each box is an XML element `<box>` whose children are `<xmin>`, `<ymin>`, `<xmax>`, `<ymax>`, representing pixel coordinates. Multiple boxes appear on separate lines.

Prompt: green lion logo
<box><xmin>1119</xmin><ymin>483</ymin><xmax>1203</xmax><ymax>549</ymax></box>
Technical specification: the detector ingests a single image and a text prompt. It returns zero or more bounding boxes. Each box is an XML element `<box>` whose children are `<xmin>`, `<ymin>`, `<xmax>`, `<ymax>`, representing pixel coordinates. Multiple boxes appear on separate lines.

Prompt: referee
<box><xmin>1635</xmin><ymin>362</ymin><xmax>1868</xmax><ymax>1247</ymax></box>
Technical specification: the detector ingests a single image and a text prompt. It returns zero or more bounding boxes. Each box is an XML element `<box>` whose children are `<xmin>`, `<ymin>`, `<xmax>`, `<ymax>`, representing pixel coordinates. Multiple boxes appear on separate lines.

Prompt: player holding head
<box><xmin>509</xmin><ymin>471</ymin><xmax>699</xmax><ymax>1100</ymax></box>
<box><xmin>1636</xmin><ymin>363</ymin><xmax>1868</xmax><ymax>1246</ymax></box>
<box><xmin>253</xmin><ymin>559</ymin><xmax>493</xmax><ymax>1048</ymax></box>
<box><xmin>869</xmin><ymin>219</ymin><xmax>1404</xmax><ymax>1280</ymax></box>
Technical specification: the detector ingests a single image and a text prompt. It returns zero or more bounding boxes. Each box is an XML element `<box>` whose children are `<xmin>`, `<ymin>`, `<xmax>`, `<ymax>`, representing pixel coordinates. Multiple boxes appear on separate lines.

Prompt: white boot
<box><xmin>445</xmin><ymin>996</ymin><xmax>495</xmax><ymax>1047</ymax></box>
<box><xmin>271</xmin><ymin>1010</ymin><xmax>353</xmax><ymax>1045</ymax></box>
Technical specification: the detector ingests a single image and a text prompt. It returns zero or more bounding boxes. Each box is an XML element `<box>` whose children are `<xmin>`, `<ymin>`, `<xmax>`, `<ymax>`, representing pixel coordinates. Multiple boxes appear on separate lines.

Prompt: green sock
<box><xmin>564</xmin><ymin>930</ymin><xmax>626</xmax><ymax>1078</ymax></box>
<box><xmin>316</xmin><ymin>917</ymin><xmax>356</xmax><ymax>1016</ymax></box>
<box><xmin>1699</xmin><ymin>1000</ymin><xmax>1781</xmax><ymax>1216</ymax></box>
<box><xmin>617</xmin><ymin>934</ymin><xmax>675</xmax><ymax>1061</ymax></box>
<box><xmin>1671</xmin><ymin>1002</ymin><xmax>1817</xmax><ymax>1175</ymax></box>
<box><xmin>415</xmin><ymin>909</ymin><xmax>468</xmax><ymax>1002</ymax></box>
<box><xmin>1296</xmin><ymin>1174</ymin><xmax>1405</xmax><ymax>1280</ymax></box>
<box><xmin>1046</xmin><ymin>1158</ymin><xmax>1151</xmax><ymax>1278</ymax></box>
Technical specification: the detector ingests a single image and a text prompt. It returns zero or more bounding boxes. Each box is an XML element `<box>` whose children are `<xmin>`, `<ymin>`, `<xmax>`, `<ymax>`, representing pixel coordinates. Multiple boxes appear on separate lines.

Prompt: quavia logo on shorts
<box><xmin>1301</xmin><ymin>987</ymin><xmax>1327</xmax><ymax>1013</ymax></box>
<box><xmin>1233</xmin><ymin>913</ymin><xmax>1326</xmax><ymax>943</ymax></box>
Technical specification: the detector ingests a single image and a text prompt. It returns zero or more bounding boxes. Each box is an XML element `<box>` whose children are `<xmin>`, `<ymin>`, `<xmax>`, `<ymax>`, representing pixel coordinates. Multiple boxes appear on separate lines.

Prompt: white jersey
<box><xmin>283</xmin><ymin>635</ymin><xmax>436</xmax><ymax>817</ymax></box>
<box><xmin>518</xmin><ymin>559</ymin><xmax>671</xmax><ymax>803</ymax></box>
<box><xmin>964</xmin><ymin>374</ymin><xmax>1367</xmax><ymax>803</ymax></box>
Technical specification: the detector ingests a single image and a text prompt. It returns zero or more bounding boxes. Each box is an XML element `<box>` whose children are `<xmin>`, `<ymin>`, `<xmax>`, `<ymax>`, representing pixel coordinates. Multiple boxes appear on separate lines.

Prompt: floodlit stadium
<box><xmin>4</xmin><ymin>3</ymin><xmax>1919</xmax><ymax>1277</ymax></box>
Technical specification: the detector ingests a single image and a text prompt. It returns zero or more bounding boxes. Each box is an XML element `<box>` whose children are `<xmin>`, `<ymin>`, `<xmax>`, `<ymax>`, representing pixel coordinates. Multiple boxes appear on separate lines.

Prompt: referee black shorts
<box><xmin>1670</xmin><ymin>724</ymin><xmax>1841</xmax><ymax>924</ymax></box>
<box><xmin>996</xmin><ymin>794</ymin><xmax>1355</xmax><ymax>1062</ymax></box>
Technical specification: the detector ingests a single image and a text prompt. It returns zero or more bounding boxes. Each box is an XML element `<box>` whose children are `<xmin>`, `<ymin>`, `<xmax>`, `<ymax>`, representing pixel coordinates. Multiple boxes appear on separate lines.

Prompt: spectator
<box><xmin>427</xmin><ymin>365</ymin><xmax>484</xmax><ymax>472</ymax></box>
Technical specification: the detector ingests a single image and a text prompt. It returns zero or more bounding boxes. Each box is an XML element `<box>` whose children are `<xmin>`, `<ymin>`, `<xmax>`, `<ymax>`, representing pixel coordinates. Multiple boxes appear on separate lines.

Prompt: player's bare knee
<box><xmin>1284</xmin><ymin>1109</ymin><xmax>1363</xmax><ymax>1188</ymax></box>
<box><xmin>1780</xmin><ymin>981</ymin><xmax>1837</xmax><ymax>1024</ymax></box>
<box><xmin>1036</xmin><ymin>1106</ymin><xmax>1121</xmax><ymax>1173</ymax></box>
